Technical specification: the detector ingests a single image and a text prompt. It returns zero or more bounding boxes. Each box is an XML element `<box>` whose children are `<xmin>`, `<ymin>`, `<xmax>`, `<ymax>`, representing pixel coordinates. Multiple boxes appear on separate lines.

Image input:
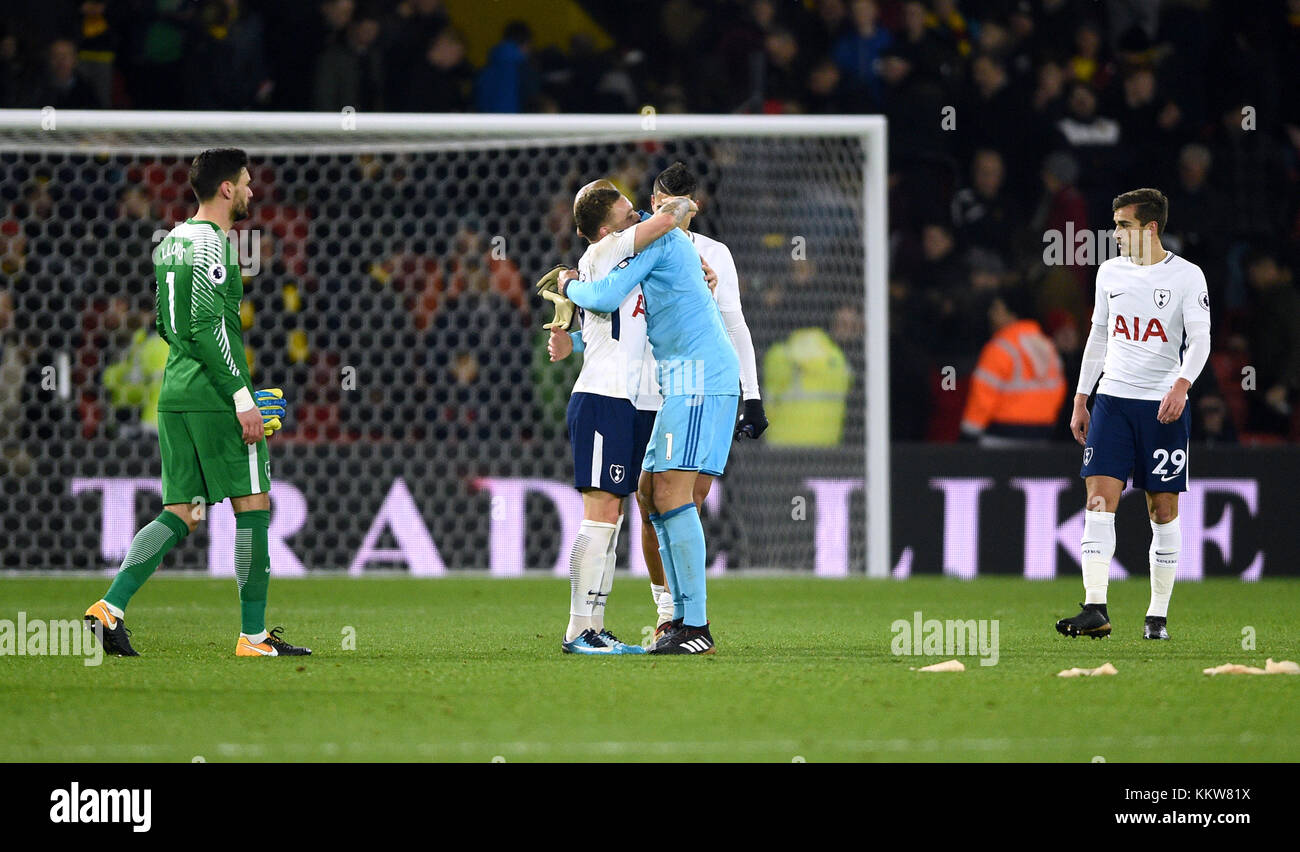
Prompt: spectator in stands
<box><xmin>928</xmin><ymin>0</ymin><xmax>971</xmax><ymax>57</ymax></box>
<box><xmin>382</xmin><ymin>0</ymin><xmax>449</xmax><ymax>108</ymax></box>
<box><xmin>804</xmin><ymin>56</ymin><xmax>870</xmax><ymax>114</ymax></box>
<box><xmin>401</xmin><ymin>27</ymin><xmax>472</xmax><ymax>113</ymax></box>
<box><xmin>913</xmin><ymin>221</ymin><xmax>982</xmax><ymax>364</ymax></box>
<box><xmin>1164</xmin><ymin>144</ymin><xmax>1223</xmax><ymax>275</ymax></box>
<box><xmin>187</xmin><ymin>0</ymin><xmax>272</xmax><ymax>109</ymax></box>
<box><xmin>1030</xmin><ymin>151</ymin><xmax>1092</xmax><ymax>324</ymax></box>
<box><xmin>877</xmin><ymin>12</ymin><xmax>950</xmax><ymax>166</ymax></box>
<box><xmin>28</xmin><ymin>38</ymin><xmax>103</xmax><ymax>108</ymax></box>
<box><xmin>75</xmin><ymin>1</ymin><xmax>117</xmax><ymax>108</ymax></box>
<box><xmin>718</xmin><ymin>0</ymin><xmax>779</xmax><ymax>111</ymax></box>
<box><xmin>951</xmin><ymin>148</ymin><xmax>1015</xmax><ymax>267</ymax></box>
<box><xmin>1067</xmin><ymin>20</ymin><xmax>1111</xmax><ymax>88</ymax></box>
<box><xmin>1242</xmin><ymin>249</ymin><xmax>1300</xmax><ymax>436</ymax></box>
<box><xmin>475</xmin><ymin>20</ymin><xmax>537</xmax><ymax>113</ymax></box>
<box><xmin>0</xmin><ymin>29</ymin><xmax>24</xmax><ymax>107</ymax></box>
<box><xmin>1116</xmin><ymin>67</ymin><xmax>1184</xmax><ymax>187</ymax></box>
<box><xmin>1054</xmin><ymin>83</ymin><xmax>1123</xmax><ymax>219</ymax></box>
<box><xmin>313</xmin><ymin>13</ymin><xmax>385</xmax><ymax>112</ymax></box>
<box><xmin>961</xmin><ymin>54</ymin><xmax>1024</xmax><ymax>182</ymax></box>
<box><xmin>1213</xmin><ymin>103</ymin><xmax>1290</xmax><ymax>311</ymax></box>
<box><xmin>832</xmin><ymin>0</ymin><xmax>891</xmax><ymax>107</ymax></box>
<box><xmin>760</xmin><ymin>27</ymin><xmax>804</xmax><ymax>112</ymax></box>
<box><xmin>960</xmin><ymin>286</ymin><xmax>1066</xmax><ymax>446</ymax></box>
<box><xmin>807</xmin><ymin>0</ymin><xmax>850</xmax><ymax>61</ymax></box>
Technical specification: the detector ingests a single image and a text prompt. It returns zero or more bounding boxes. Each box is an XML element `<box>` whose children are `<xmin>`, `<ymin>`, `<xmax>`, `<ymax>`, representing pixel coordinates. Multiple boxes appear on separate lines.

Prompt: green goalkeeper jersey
<box><xmin>154</xmin><ymin>219</ymin><xmax>253</xmax><ymax>412</ymax></box>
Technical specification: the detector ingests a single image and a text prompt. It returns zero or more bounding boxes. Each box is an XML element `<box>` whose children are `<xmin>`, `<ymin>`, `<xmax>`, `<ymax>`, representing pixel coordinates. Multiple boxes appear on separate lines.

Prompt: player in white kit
<box><xmin>636</xmin><ymin>162</ymin><xmax>767</xmax><ymax>640</ymax></box>
<box><xmin>1057</xmin><ymin>189</ymin><xmax>1211</xmax><ymax>641</ymax></box>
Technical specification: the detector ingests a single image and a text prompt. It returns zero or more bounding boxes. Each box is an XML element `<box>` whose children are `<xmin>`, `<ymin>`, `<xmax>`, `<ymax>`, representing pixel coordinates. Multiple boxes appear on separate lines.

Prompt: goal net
<box><xmin>0</xmin><ymin>111</ymin><xmax>888</xmax><ymax>577</ymax></box>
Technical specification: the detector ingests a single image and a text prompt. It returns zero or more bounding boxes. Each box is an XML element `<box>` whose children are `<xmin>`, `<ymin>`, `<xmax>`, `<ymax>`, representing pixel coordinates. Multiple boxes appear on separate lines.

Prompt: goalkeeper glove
<box><xmin>255</xmin><ymin>388</ymin><xmax>286</xmax><ymax>437</ymax></box>
<box><xmin>540</xmin><ymin>289</ymin><xmax>576</xmax><ymax>331</ymax></box>
<box><xmin>734</xmin><ymin>398</ymin><xmax>768</xmax><ymax>440</ymax></box>
<box><xmin>535</xmin><ymin>264</ymin><xmax>572</xmax><ymax>299</ymax></box>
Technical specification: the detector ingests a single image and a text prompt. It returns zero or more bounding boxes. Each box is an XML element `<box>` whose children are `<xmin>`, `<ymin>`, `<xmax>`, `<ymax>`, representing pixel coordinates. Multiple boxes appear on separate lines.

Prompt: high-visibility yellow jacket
<box><xmin>763</xmin><ymin>327</ymin><xmax>853</xmax><ymax>447</ymax></box>
<box><xmin>103</xmin><ymin>329</ymin><xmax>169</xmax><ymax>430</ymax></box>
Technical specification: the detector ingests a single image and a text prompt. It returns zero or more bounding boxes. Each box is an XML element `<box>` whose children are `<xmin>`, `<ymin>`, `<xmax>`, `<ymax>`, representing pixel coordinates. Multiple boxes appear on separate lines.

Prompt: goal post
<box><xmin>0</xmin><ymin>110</ymin><xmax>889</xmax><ymax>577</ymax></box>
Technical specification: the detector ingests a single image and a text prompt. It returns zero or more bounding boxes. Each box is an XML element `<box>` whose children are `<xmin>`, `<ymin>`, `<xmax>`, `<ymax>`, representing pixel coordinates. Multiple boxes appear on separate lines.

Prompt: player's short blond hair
<box><xmin>573</xmin><ymin>179</ymin><xmax>621</xmax><ymax>242</ymax></box>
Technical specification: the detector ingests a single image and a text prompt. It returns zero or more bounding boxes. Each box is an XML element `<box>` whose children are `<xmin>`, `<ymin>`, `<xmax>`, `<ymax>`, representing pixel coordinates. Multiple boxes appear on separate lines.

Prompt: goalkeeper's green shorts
<box><xmin>157</xmin><ymin>410</ymin><xmax>271</xmax><ymax>505</ymax></box>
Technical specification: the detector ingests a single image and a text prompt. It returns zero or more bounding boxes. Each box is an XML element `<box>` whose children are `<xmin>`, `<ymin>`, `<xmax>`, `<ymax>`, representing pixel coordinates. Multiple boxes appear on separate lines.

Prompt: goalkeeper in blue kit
<box><xmin>555</xmin><ymin>195</ymin><xmax>740</xmax><ymax>654</ymax></box>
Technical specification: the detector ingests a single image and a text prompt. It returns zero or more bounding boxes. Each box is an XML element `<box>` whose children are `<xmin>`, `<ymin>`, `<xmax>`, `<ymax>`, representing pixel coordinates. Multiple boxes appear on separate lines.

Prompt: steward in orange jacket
<box><xmin>961</xmin><ymin>288</ymin><xmax>1066</xmax><ymax>445</ymax></box>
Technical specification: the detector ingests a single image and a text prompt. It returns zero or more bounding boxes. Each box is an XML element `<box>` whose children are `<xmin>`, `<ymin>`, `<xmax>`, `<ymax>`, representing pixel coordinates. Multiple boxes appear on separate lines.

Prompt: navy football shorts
<box><xmin>566</xmin><ymin>392</ymin><xmax>657</xmax><ymax>496</ymax></box>
<box><xmin>1080</xmin><ymin>392</ymin><xmax>1191</xmax><ymax>492</ymax></box>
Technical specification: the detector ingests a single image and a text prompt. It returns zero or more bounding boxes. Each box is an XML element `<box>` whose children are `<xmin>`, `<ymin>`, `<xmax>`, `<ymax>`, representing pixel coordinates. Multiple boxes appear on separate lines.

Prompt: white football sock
<box><xmin>102</xmin><ymin>600</ymin><xmax>124</xmax><ymax>619</ymax></box>
<box><xmin>1147</xmin><ymin>517</ymin><xmax>1180</xmax><ymax>618</ymax></box>
<box><xmin>1081</xmin><ymin>510</ymin><xmax>1115</xmax><ymax>605</ymax></box>
<box><xmin>590</xmin><ymin>514</ymin><xmax>623</xmax><ymax>634</ymax></box>
<box><xmin>651</xmin><ymin>583</ymin><xmax>674</xmax><ymax>625</ymax></box>
<box><xmin>566</xmin><ymin>520</ymin><xmax>616</xmax><ymax>641</ymax></box>
<box><xmin>241</xmin><ymin>630</ymin><xmax>268</xmax><ymax>644</ymax></box>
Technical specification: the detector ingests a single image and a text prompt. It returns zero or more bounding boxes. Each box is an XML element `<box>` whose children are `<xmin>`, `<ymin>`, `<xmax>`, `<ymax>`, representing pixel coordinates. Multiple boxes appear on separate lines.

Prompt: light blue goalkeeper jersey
<box><xmin>565</xmin><ymin>227</ymin><xmax>740</xmax><ymax>397</ymax></box>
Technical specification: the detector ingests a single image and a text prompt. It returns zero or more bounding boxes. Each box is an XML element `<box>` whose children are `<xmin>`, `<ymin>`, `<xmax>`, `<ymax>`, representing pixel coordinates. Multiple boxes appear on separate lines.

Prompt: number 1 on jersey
<box><xmin>165</xmin><ymin>270</ymin><xmax>177</xmax><ymax>337</ymax></box>
<box><xmin>665</xmin><ymin>432</ymin><xmax>673</xmax><ymax>460</ymax></box>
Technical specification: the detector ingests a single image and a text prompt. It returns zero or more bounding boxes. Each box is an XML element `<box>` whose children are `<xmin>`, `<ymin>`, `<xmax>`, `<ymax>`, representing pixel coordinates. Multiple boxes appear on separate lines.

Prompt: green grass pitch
<box><xmin>2</xmin><ymin>576</ymin><xmax>1297</xmax><ymax>762</ymax></box>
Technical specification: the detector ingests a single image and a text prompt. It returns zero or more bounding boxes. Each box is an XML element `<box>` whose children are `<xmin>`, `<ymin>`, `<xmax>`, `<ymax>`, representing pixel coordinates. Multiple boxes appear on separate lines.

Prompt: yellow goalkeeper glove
<box><xmin>534</xmin><ymin>264</ymin><xmax>572</xmax><ymax>299</ymax></box>
<box><xmin>541</xmin><ymin>289</ymin><xmax>576</xmax><ymax>331</ymax></box>
<box><xmin>255</xmin><ymin>387</ymin><xmax>286</xmax><ymax>437</ymax></box>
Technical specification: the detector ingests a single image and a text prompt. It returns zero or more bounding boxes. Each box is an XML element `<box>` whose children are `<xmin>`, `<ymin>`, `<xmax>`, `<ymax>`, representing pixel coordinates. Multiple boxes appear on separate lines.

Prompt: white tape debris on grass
<box><xmin>1203</xmin><ymin>658</ymin><xmax>1300</xmax><ymax>676</ymax></box>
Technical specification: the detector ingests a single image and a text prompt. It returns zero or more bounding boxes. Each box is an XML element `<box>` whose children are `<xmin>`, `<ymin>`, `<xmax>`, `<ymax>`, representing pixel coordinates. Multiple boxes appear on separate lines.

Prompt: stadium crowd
<box><xmin>1</xmin><ymin>0</ymin><xmax>1298</xmax><ymax>446</ymax></box>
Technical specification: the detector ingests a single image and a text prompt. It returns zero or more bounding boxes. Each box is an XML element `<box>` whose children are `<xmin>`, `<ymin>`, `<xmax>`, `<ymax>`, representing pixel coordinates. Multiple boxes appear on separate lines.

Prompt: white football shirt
<box><xmin>571</xmin><ymin>226</ymin><xmax>660</xmax><ymax>410</ymax></box>
<box><xmin>687</xmin><ymin>229</ymin><xmax>761</xmax><ymax>400</ymax></box>
<box><xmin>1090</xmin><ymin>252</ymin><xmax>1211</xmax><ymax>401</ymax></box>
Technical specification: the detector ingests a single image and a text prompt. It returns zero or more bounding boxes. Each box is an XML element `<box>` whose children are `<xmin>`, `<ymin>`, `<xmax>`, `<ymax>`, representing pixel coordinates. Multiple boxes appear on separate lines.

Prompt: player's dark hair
<box><xmin>573</xmin><ymin>185</ymin><xmax>621</xmax><ymax>241</ymax></box>
<box><xmin>1112</xmin><ymin>187</ymin><xmax>1168</xmax><ymax>235</ymax></box>
<box><xmin>189</xmin><ymin>148</ymin><xmax>249</xmax><ymax>202</ymax></box>
<box><xmin>654</xmin><ymin>161</ymin><xmax>697</xmax><ymax>198</ymax></box>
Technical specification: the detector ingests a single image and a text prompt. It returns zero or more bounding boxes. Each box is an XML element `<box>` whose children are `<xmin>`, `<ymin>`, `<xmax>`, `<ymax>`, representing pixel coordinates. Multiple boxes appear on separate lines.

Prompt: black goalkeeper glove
<box><xmin>735</xmin><ymin>398</ymin><xmax>768</xmax><ymax>440</ymax></box>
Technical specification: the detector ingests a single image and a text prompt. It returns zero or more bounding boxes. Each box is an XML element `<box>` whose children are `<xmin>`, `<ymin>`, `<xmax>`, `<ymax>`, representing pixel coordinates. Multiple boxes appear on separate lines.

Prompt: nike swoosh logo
<box><xmin>240</xmin><ymin>641</ymin><xmax>275</xmax><ymax>656</ymax></box>
<box><xmin>1108</xmin><ymin>293</ymin><xmax>1124</xmax><ymax>298</ymax></box>
<box><xmin>1160</xmin><ymin>474</ymin><xmax>1179</xmax><ymax>482</ymax></box>
<box><xmin>89</xmin><ymin>606</ymin><xmax>117</xmax><ymax>629</ymax></box>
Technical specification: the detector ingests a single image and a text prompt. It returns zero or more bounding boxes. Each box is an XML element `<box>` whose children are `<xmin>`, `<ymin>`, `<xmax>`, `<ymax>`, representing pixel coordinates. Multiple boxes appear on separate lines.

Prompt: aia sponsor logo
<box><xmin>1112</xmin><ymin>315</ymin><xmax>1167</xmax><ymax>342</ymax></box>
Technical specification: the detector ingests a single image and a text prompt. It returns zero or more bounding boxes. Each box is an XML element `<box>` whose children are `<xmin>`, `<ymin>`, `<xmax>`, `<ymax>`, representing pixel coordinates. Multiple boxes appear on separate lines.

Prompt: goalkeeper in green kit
<box><xmin>83</xmin><ymin>148</ymin><xmax>310</xmax><ymax>657</ymax></box>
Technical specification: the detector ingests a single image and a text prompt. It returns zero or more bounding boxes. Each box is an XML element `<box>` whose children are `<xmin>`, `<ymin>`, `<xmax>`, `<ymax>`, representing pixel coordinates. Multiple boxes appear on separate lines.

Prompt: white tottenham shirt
<box><xmin>687</xmin><ymin>229</ymin><xmax>762</xmax><ymax>401</ymax></box>
<box><xmin>1088</xmin><ymin>252</ymin><xmax>1211</xmax><ymax>401</ymax></box>
<box><xmin>571</xmin><ymin>225</ymin><xmax>660</xmax><ymax>410</ymax></box>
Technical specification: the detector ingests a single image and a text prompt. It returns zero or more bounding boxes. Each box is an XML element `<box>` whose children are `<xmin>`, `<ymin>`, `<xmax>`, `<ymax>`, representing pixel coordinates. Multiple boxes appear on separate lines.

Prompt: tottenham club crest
<box><xmin>1083</xmin><ymin>447</ymin><xmax>1093</xmax><ymax>466</ymax></box>
<box><xmin>1153</xmin><ymin>288</ymin><xmax>1171</xmax><ymax>309</ymax></box>
<box><xmin>609</xmin><ymin>464</ymin><xmax>625</xmax><ymax>484</ymax></box>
